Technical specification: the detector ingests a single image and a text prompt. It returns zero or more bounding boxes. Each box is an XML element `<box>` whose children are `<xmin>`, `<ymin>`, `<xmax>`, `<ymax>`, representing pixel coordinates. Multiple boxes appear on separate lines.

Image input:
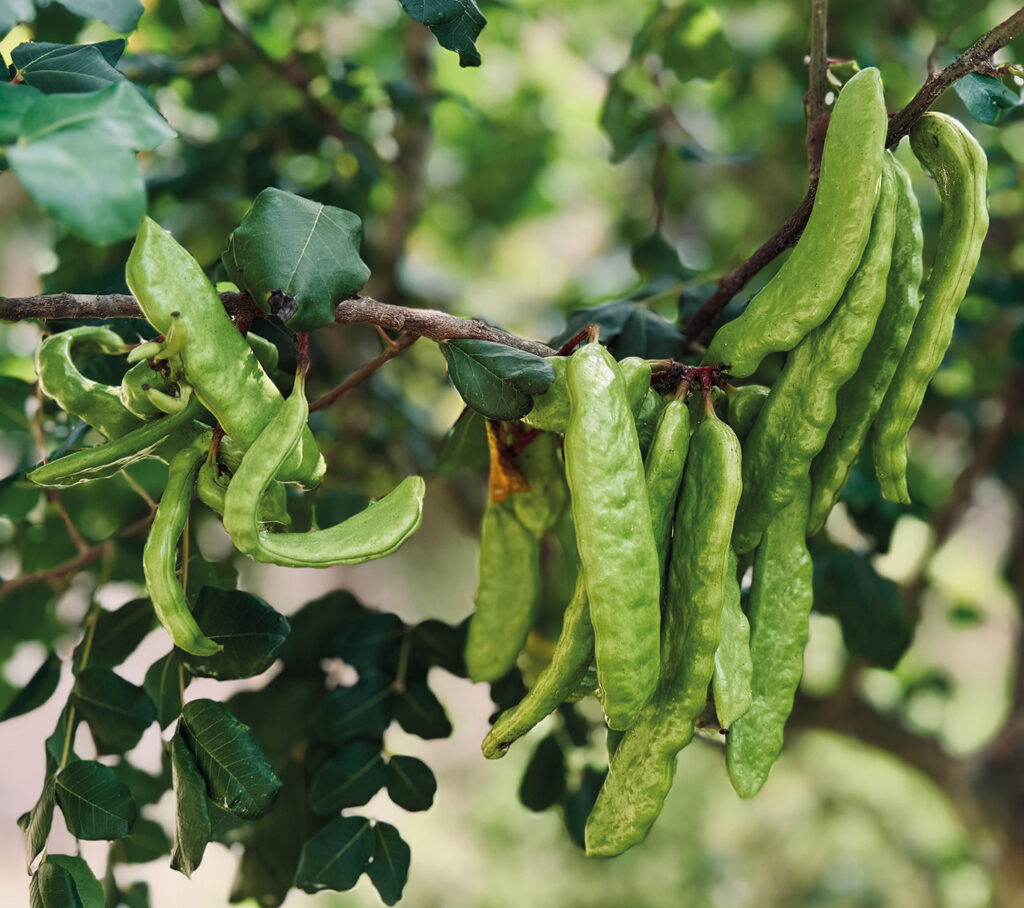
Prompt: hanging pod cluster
<box><xmin>29</xmin><ymin>218</ymin><xmax>427</xmax><ymax>657</ymax></box>
<box><xmin>472</xmin><ymin>67</ymin><xmax>989</xmax><ymax>855</ymax></box>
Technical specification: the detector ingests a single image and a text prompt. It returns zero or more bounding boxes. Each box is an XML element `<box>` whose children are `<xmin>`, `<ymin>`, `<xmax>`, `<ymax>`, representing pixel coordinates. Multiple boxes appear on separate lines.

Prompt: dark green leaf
<box><xmin>367</xmin><ymin>822</ymin><xmax>410</xmax><ymax>906</ymax></box>
<box><xmin>441</xmin><ymin>339</ymin><xmax>556</xmax><ymax>421</ymax></box>
<box><xmin>393</xmin><ymin>680</ymin><xmax>451</xmax><ymax>739</ymax></box>
<box><xmin>813</xmin><ymin>548</ymin><xmax>913</xmax><ymax>669</ymax></box>
<box><xmin>552</xmin><ymin>298</ymin><xmax>684</xmax><ymax>359</ymax></box>
<box><xmin>169</xmin><ymin>733</ymin><xmax>210</xmax><ymax>878</ymax></box>
<box><xmin>116</xmin><ymin>882</ymin><xmax>149</xmax><ymax>908</ymax></box>
<box><xmin>19</xmin><ymin>776</ymin><xmax>56</xmax><ymax>866</ymax></box>
<box><xmin>45</xmin><ymin>856</ymin><xmax>103</xmax><ymax>908</ymax></box>
<box><xmin>178</xmin><ymin>587</ymin><xmax>290</xmax><ymax>680</ymax></box>
<box><xmin>12</xmin><ymin>41</ymin><xmax>127</xmax><ymax>93</ymax></box>
<box><xmin>562</xmin><ymin>766</ymin><xmax>606</xmax><ymax>850</ymax></box>
<box><xmin>55</xmin><ymin>0</ymin><xmax>144</xmax><ymax>32</ymax></box>
<box><xmin>955</xmin><ymin>72</ymin><xmax>1019</xmax><ymax>125</ymax></box>
<box><xmin>309</xmin><ymin>740</ymin><xmax>387</xmax><ymax>813</ymax></box>
<box><xmin>30</xmin><ymin>860</ymin><xmax>83</xmax><ymax>908</ymax></box>
<box><xmin>630</xmin><ymin>1</ymin><xmax>731</xmax><ymax>83</ymax></box>
<box><xmin>7</xmin><ymin>128</ymin><xmax>143</xmax><ymax>243</ymax></box>
<box><xmin>600</xmin><ymin>71</ymin><xmax>659</xmax><ymax>163</ymax></box>
<box><xmin>0</xmin><ymin>480</ymin><xmax>42</xmax><ymax>520</ymax></box>
<box><xmin>16</xmin><ymin>83</ymin><xmax>174</xmax><ymax>149</ymax></box>
<box><xmin>409</xmin><ymin>618</ymin><xmax>468</xmax><ymax>677</ymax></box>
<box><xmin>114</xmin><ymin>817</ymin><xmax>171</xmax><ymax>864</ymax></box>
<box><xmin>320</xmin><ymin>674</ymin><xmax>394</xmax><ymax>744</ymax></box>
<box><xmin>631</xmin><ymin>232</ymin><xmax>695</xmax><ymax>282</ymax></box>
<box><xmin>294</xmin><ymin>815</ymin><xmax>373</xmax><ymax>893</ymax></box>
<box><xmin>184</xmin><ymin>550</ymin><xmax>238</xmax><ymax>598</ymax></box>
<box><xmin>397</xmin><ymin>0</ymin><xmax>486</xmax><ymax>67</ymax></box>
<box><xmin>142</xmin><ymin>652</ymin><xmax>189</xmax><ymax>729</ymax></box>
<box><xmin>1</xmin><ymin>650</ymin><xmax>61</xmax><ymax>721</ymax></box>
<box><xmin>0</xmin><ymin>82</ymin><xmax>44</xmax><ymax>144</ymax></box>
<box><xmin>54</xmin><ymin>760</ymin><xmax>136</xmax><ymax>840</ymax></box>
<box><xmin>110</xmin><ymin>760</ymin><xmax>170</xmax><ymax>807</ymax></box>
<box><xmin>385</xmin><ymin>755</ymin><xmax>436</xmax><ymax>812</ymax></box>
<box><xmin>178</xmin><ymin>699</ymin><xmax>282</xmax><ymax>820</ymax></box>
<box><xmin>519</xmin><ymin>734</ymin><xmax>566</xmax><ymax>812</ymax></box>
<box><xmin>224</xmin><ymin>188</ymin><xmax>371</xmax><ymax>331</ymax></box>
<box><xmin>333</xmin><ymin>611</ymin><xmax>404</xmax><ymax>672</ymax></box>
<box><xmin>228</xmin><ymin>673</ymin><xmax>322</xmax><ymax>758</ymax></box>
<box><xmin>74</xmin><ymin>599</ymin><xmax>153</xmax><ymax>672</ymax></box>
<box><xmin>277</xmin><ymin>591</ymin><xmax>367</xmax><ymax>671</ymax></box>
<box><xmin>71</xmin><ymin>668</ymin><xmax>156</xmax><ymax>755</ymax></box>
<box><xmin>431</xmin><ymin>407</ymin><xmax>489</xmax><ymax>478</ymax></box>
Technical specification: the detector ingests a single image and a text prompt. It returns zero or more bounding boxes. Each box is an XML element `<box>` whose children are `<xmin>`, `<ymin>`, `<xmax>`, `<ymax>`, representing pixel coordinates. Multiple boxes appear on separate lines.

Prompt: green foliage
<box><xmin>441</xmin><ymin>339</ymin><xmax>556</xmax><ymax>420</ymax></box>
<box><xmin>397</xmin><ymin>0</ymin><xmax>486</xmax><ymax>67</ymax></box>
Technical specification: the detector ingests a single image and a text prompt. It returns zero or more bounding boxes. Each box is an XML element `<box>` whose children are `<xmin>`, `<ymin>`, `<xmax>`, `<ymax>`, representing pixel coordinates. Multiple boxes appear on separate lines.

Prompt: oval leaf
<box><xmin>309</xmin><ymin>741</ymin><xmax>387</xmax><ymax>814</ymax></box>
<box><xmin>169</xmin><ymin>733</ymin><xmax>210</xmax><ymax>878</ymax></box>
<box><xmin>385</xmin><ymin>755</ymin><xmax>436</xmax><ymax>812</ymax></box>
<box><xmin>1</xmin><ymin>650</ymin><xmax>61</xmax><ymax>721</ymax></box>
<box><xmin>19</xmin><ymin>776</ymin><xmax>56</xmax><ymax>866</ymax></box>
<box><xmin>177</xmin><ymin>588</ymin><xmax>290</xmax><ymax>680</ymax></box>
<box><xmin>143</xmin><ymin>652</ymin><xmax>189</xmax><ymax>730</ymax></box>
<box><xmin>178</xmin><ymin>699</ymin><xmax>282</xmax><ymax>820</ymax></box>
<box><xmin>44</xmin><ymin>856</ymin><xmax>103</xmax><ymax>908</ymax></box>
<box><xmin>367</xmin><ymin>822</ymin><xmax>410</xmax><ymax>906</ymax></box>
<box><xmin>54</xmin><ymin>760</ymin><xmax>136</xmax><ymax>840</ymax></box>
<box><xmin>519</xmin><ymin>734</ymin><xmax>566</xmax><ymax>812</ymax></box>
<box><xmin>30</xmin><ymin>860</ymin><xmax>83</xmax><ymax>908</ymax></box>
<box><xmin>954</xmin><ymin>72</ymin><xmax>1019</xmax><ymax>125</ymax></box>
<box><xmin>224</xmin><ymin>188</ymin><xmax>371</xmax><ymax>331</ymax></box>
<box><xmin>441</xmin><ymin>339</ymin><xmax>555</xmax><ymax>421</ymax></box>
<box><xmin>320</xmin><ymin>674</ymin><xmax>394</xmax><ymax>745</ymax></box>
<box><xmin>71</xmin><ymin>668</ymin><xmax>156</xmax><ymax>755</ymax></box>
<box><xmin>74</xmin><ymin>599</ymin><xmax>153</xmax><ymax>672</ymax></box>
<box><xmin>397</xmin><ymin>0</ymin><xmax>486</xmax><ymax>67</ymax></box>
<box><xmin>294</xmin><ymin>816</ymin><xmax>373</xmax><ymax>894</ymax></box>
<box><xmin>393</xmin><ymin>680</ymin><xmax>451</xmax><ymax>739</ymax></box>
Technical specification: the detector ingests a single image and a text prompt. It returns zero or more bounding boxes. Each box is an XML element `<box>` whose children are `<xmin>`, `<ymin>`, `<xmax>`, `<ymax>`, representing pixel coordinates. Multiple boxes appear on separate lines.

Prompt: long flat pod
<box><xmin>725</xmin><ymin>482</ymin><xmax>814</xmax><ymax>798</ymax></box>
<box><xmin>872</xmin><ymin>112</ymin><xmax>989</xmax><ymax>503</ymax></box>
<box><xmin>732</xmin><ymin>153</ymin><xmax>899</xmax><ymax>555</ymax></box>
<box><xmin>584</xmin><ymin>410</ymin><xmax>741</xmax><ymax>856</ymax></box>
<box><xmin>563</xmin><ymin>342</ymin><xmax>660</xmax><ymax>731</ymax></box>
<box><xmin>126</xmin><ymin>217</ymin><xmax>325</xmax><ymax>489</ymax></box>
<box><xmin>703</xmin><ymin>68</ymin><xmax>887</xmax><ymax>377</ymax></box>
<box><xmin>808</xmin><ymin>153</ymin><xmax>924</xmax><ymax>533</ymax></box>
<box><xmin>222</xmin><ymin>368</ymin><xmax>425</xmax><ymax>568</ymax></box>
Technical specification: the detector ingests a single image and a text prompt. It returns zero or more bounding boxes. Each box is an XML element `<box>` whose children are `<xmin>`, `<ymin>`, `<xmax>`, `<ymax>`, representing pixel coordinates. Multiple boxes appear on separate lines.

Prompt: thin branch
<box><xmin>681</xmin><ymin>4</ymin><xmax>1024</xmax><ymax>344</ymax></box>
<box><xmin>309</xmin><ymin>333</ymin><xmax>418</xmax><ymax>411</ymax></box>
<box><xmin>0</xmin><ymin>293</ymin><xmax>557</xmax><ymax>356</ymax></box>
<box><xmin>804</xmin><ymin>0</ymin><xmax>830</xmax><ymax>179</ymax></box>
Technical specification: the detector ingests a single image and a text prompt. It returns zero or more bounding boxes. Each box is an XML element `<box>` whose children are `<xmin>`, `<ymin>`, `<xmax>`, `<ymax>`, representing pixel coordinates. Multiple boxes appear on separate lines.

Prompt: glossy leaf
<box><xmin>0</xmin><ymin>82</ymin><xmax>44</xmax><ymax>144</ymax></box>
<box><xmin>955</xmin><ymin>72</ymin><xmax>1019</xmax><ymax>125</ymax></box>
<box><xmin>397</xmin><ymin>0</ymin><xmax>486</xmax><ymax>67</ymax></box>
<box><xmin>224</xmin><ymin>188</ymin><xmax>370</xmax><ymax>331</ymax></box>
<box><xmin>294</xmin><ymin>816</ymin><xmax>373</xmax><ymax>893</ymax></box>
<box><xmin>18</xmin><ymin>776</ymin><xmax>56</xmax><ymax>866</ymax></box>
<box><xmin>29</xmin><ymin>860</ymin><xmax>83</xmax><ymax>908</ymax></box>
<box><xmin>441</xmin><ymin>339</ymin><xmax>556</xmax><ymax>421</ymax></box>
<box><xmin>71</xmin><ymin>668</ymin><xmax>156</xmax><ymax>754</ymax></box>
<box><xmin>143</xmin><ymin>652</ymin><xmax>189</xmax><ymax>729</ymax></box>
<box><xmin>385</xmin><ymin>755</ymin><xmax>436</xmax><ymax>812</ymax></box>
<box><xmin>1</xmin><ymin>650</ymin><xmax>61</xmax><ymax>721</ymax></box>
<box><xmin>45</xmin><ymin>856</ymin><xmax>103</xmax><ymax>908</ymax></box>
<box><xmin>309</xmin><ymin>740</ymin><xmax>387</xmax><ymax>813</ymax></box>
<box><xmin>73</xmin><ymin>599</ymin><xmax>153</xmax><ymax>672</ymax></box>
<box><xmin>519</xmin><ymin>734</ymin><xmax>566</xmax><ymax>812</ymax></box>
<box><xmin>367</xmin><ymin>822</ymin><xmax>410</xmax><ymax>906</ymax></box>
<box><xmin>178</xmin><ymin>588</ymin><xmax>290</xmax><ymax>680</ymax></box>
<box><xmin>54</xmin><ymin>760</ymin><xmax>136</xmax><ymax>840</ymax></box>
<box><xmin>56</xmin><ymin>0</ymin><xmax>144</xmax><ymax>32</ymax></box>
<box><xmin>178</xmin><ymin>699</ymin><xmax>282</xmax><ymax>820</ymax></box>
<box><xmin>11</xmin><ymin>41</ymin><xmax>127</xmax><ymax>93</ymax></box>
<box><xmin>393</xmin><ymin>680</ymin><xmax>451</xmax><ymax>739</ymax></box>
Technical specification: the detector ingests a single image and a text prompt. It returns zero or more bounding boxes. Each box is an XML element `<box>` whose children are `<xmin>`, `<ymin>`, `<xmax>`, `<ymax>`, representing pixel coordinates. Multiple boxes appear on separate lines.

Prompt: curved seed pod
<box><xmin>143</xmin><ymin>441</ymin><xmax>222</xmax><ymax>656</ymax></box>
<box><xmin>712</xmin><ymin>550</ymin><xmax>752</xmax><ymax>730</ymax></box>
<box><xmin>126</xmin><ymin>217</ymin><xmax>325</xmax><ymax>489</ymax></box>
<box><xmin>584</xmin><ymin>407</ymin><xmax>742</xmax><ymax>856</ymax></box>
<box><xmin>481</xmin><ymin>398</ymin><xmax>689</xmax><ymax>758</ymax></box>
<box><xmin>36</xmin><ymin>327</ymin><xmax>143</xmax><ymax>440</ymax></box>
<box><xmin>726</xmin><ymin>384</ymin><xmax>770</xmax><ymax>444</ymax></box>
<box><xmin>196</xmin><ymin>450</ymin><xmax>290</xmax><ymax>527</ymax></box>
<box><xmin>146</xmin><ymin>383</ymin><xmax>193</xmax><ymax>415</ymax></box>
<box><xmin>119</xmin><ymin>361</ymin><xmax>178</xmax><ymax>419</ymax></box>
<box><xmin>28</xmin><ymin>396</ymin><xmax>205</xmax><ymax>488</ymax></box>
<box><xmin>221</xmin><ymin>367</ymin><xmax>425</xmax><ymax>566</ymax></box>
<box><xmin>732</xmin><ymin>153</ymin><xmax>898</xmax><ymax>555</ymax></box>
<box><xmin>564</xmin><ymin>343</ymin><xmax>660</xmax><ymax>731</ymax></box>
<box><xmin>872</xmin><ymin>112</ymin><xmax>989</xmax><ymax>503</ymax></box>
<box><xmin>245</xmin><ymin>332</ymin><xmax>280</xmax><ymax>373</ymax></box>
<box><xmin>808</xmin><ymin>153</ymin><xmax>925</xmax><ymax>533</ymax></box>
<box><xmin>726</xmin><ymin>481</ymin><xmax>813</xmax><ymax>798</ymax></box>
<box><xmin>510</xmin><ymin>432</ymin><xmax>568</xmax><ymax>538</ymax></box>
<box><xmin>520</xmin><ymin>357</ymin><xmax>569</xmax><ymax>433</ymax></box>
<box><xmin>634</xmin><ymin>388</ymin><xmax>666</xmax><ymax>456</ymax></box>
<box><xmin>703</xmin><ymin>68</ymin><xmax>887</xmax><ymax>377</ymax></box>
<box><xmin>618</xmin><ymin>357</ymin><xmax>653</xmax><ymax>415</ymax></box>
<box><xmin>465</xmin><ymin>500</ymin><xmax>542</xmax><ymax>683</ymax></box>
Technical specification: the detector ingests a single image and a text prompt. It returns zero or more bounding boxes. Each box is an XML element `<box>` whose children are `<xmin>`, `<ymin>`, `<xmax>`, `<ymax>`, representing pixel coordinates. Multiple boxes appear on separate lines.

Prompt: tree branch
<box><xmin>309</xmin><ymin>333</ymin><xmax>418</xmax><ymax>411</ymax></box>
<box><xmin>0</xmin><ymin>293</ymin><xmax>557</xmax><ymax>357</ymax></box>
<box><xmin>681</xmin><ymin>4</ymin><xmax>1024</xmax><ymax>344</ymax></box>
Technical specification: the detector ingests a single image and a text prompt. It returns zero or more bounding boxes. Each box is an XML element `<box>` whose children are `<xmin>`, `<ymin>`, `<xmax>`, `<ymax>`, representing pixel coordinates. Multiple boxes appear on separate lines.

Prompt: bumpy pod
<box><xmin>712</xmin><ymin>550</ymin><xmax>752</xmax><ymax>730</ymax></box>
<box><xmin>872</xmin><ymin>113</ymin><xmax>989</xmax><ymax>503</ymax></box>
<box><xmin>125</xmin><ymin>217</ymin><xmax>325</xmax><ymax>489</ymax></box>
<box><xmin>808</xmin><ymin>153</ymin><xmax>924</xmax><ymax>533</ymax></box>
<box><xmin>564</xmin><ymin>343</ymin><xmax>661</xmax><ymax>730</ymax></box>
<box><xmin>726</xmin><ymin>482</ymin><xmax>814</xmax><ymax>797</ymax></box>
<box><xmin>726</xmin><ymin>384</ymin><xmax>770</xmax><ymax>444</ymax></box>
<box><xmin>36</xmin><ymin>327</ymin><xmax>143</xmax><ymax>440</ymax></box>
<box><xmin>703</xmin><ymin>68</ymin><xmax>887</xmax><ymax>377</ymax></box>
<box><xmin>584</xmin><ymin>409</ymin><xmax>742</xmax><ymax>856</ymax></box>
<box><xmin>510</xmin><ymin>431</ymin><xmax>568</xmax><ymax>538</ymax></box>
<box><xmin>119</xmin><ymin>360</ymin><xmax>179</xmax><ymax>420</ymax></box>
<box><xmin>732</xmin><ymin>153</ymin><xmax>898</xmax><ymax>555</ymax></box>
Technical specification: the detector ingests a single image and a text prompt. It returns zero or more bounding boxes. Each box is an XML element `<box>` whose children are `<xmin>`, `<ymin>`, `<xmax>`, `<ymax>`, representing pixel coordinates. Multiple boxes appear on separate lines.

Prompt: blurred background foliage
<box><xmin>2</xmin><ymin>0</ymin><xmax>1024</xmax><ymax>905</ymax></box>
